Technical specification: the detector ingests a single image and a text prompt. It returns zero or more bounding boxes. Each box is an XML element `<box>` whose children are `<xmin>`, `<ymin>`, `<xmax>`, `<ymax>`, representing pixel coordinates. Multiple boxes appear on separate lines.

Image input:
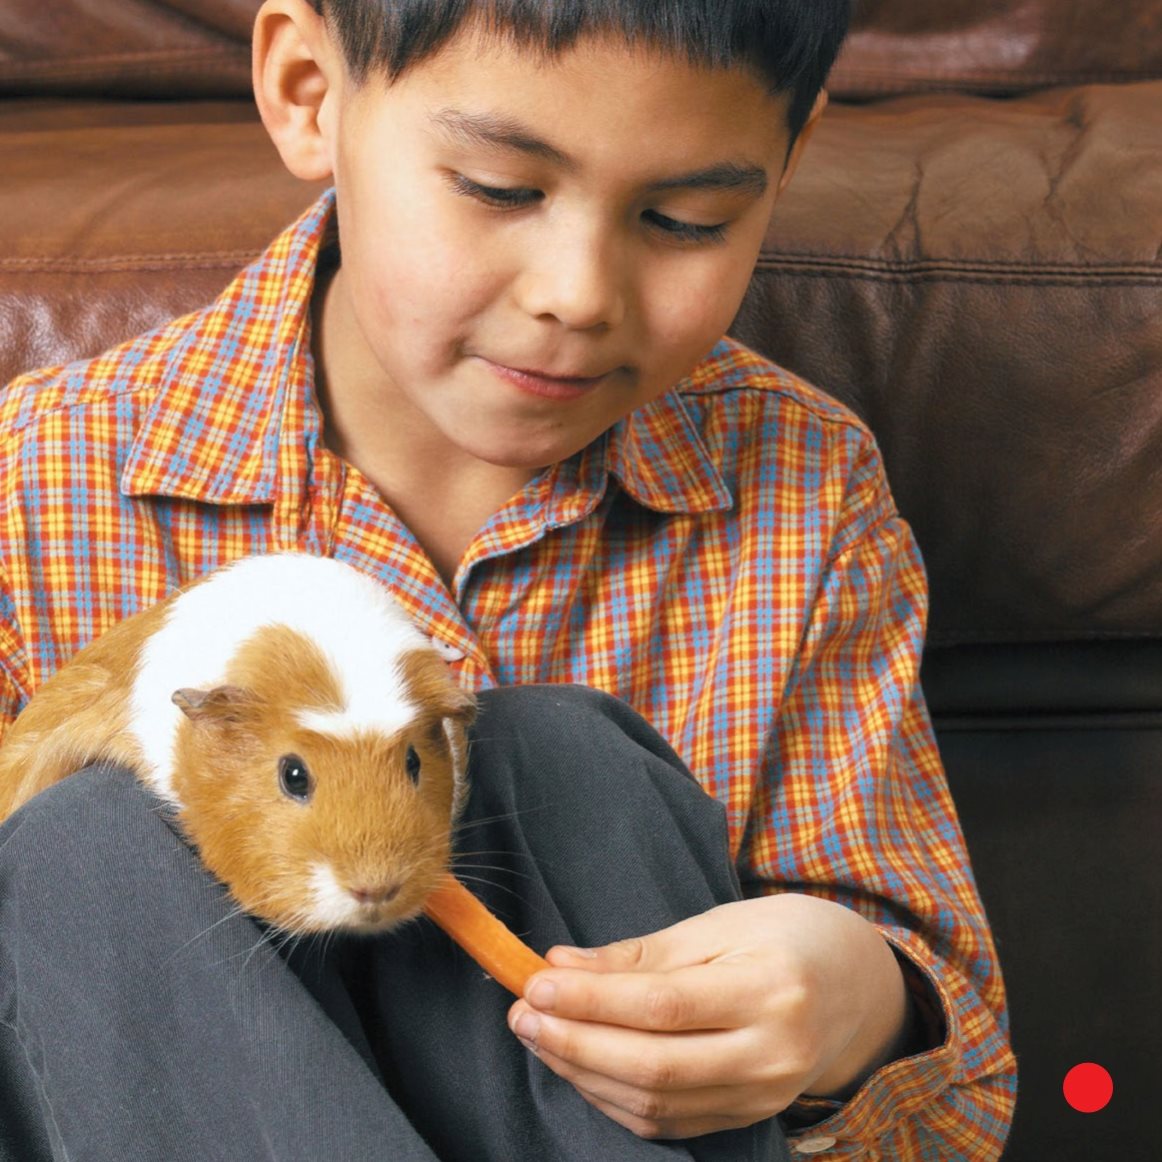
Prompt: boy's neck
<box><xmin>310</xmin><ymin>265</ymin><xmax>536</xmax><ymax>588</ymax></box>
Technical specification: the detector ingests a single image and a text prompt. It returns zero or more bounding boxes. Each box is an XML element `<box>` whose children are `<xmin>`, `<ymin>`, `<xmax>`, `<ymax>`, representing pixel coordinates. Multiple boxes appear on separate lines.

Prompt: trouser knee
<box><xmin>465</xmin><ymin>684</ymin><xmax>734</xmax><ymax>889</ymax></box>
<box><xmin>0</xmin><ymin>764</ymin><xmax>179</xmax><ymax>902</ymax></box>
<box><xmin>469</xmin><ymin>683</ymin><xmax>695</xmax><ymax>801</ymax></box>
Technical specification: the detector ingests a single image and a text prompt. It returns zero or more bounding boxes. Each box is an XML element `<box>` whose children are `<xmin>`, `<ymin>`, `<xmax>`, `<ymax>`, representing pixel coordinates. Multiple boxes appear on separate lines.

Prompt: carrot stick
<box><xmin>422</xmin><ymin>873</ymin><xmax>549</xmax><ymax>996</ymax></box>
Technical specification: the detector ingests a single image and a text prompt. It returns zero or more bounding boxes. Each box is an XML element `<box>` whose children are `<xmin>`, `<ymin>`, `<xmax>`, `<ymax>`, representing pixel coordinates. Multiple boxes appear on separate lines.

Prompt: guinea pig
<box><xmin>0</xmin><ymin>553</ymin><xmax>476</xmax><ymax>935</ymax></box>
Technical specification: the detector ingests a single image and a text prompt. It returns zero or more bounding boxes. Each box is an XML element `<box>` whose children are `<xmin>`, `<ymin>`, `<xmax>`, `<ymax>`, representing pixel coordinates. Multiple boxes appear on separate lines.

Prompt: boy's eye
<box><xmin>643</xmin><ymin>210</ymin><xmax>729</xmax><ymax>246</ymax></box>
<box><xmin>448</xmin><ymin>174</ymin><xmax>540</xmax><ymax>208</ymax></box>
<box><xmin>448</xmin><ymin>174</ymin><xmax>728</xmax><ymax>246</ymax></box>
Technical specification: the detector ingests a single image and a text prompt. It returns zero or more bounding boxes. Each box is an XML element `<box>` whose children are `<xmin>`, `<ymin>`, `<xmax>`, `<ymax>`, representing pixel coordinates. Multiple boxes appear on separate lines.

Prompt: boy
<box><xmin>0</xmin><ymin>1</ymin><xmax>1016</xmax><ymax>1159</ymax></box>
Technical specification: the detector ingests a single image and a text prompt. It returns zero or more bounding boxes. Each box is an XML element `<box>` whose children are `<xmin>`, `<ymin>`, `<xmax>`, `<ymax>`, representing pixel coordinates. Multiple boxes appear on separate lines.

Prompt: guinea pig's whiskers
<box><xmin>451</xmin><ymin>802</ymin><xmax>550</xmax><ymax>835</ymax></box>
<box><xmin>236</xmin><ymin>931</ymin><xmax>273</xmax><ymax>966</ymax></box>
<box><xmin>234</xmin><ymin>911</ymin><xmax>309</xmax><ymax>975</ymax></box>
<box><xmin>269</xmin><ymin>912</ymin><xmax>316</xmax><ymax>949</ymax></box>
<box><xmin>164</xmin><ymin>899</ymin><xmax>254</xmax><ymax>966</ymax></box>
<box><xmin>450</xmin><ymin>871</ymin><xmax>541</xmax><ymax>907</ymax></box>
<box><xmin>266</xmin><ymin>928</ymin><xmax>308</xmax><ymax>965</ymax></box>
<box><xmin>452</xmin><ymin>844</ymin><xmax>539</xmax><ymax>859</ymax></box>
<box><xmin>452</xmin><ymin>857</ymin><xmax>538</xmax><ymax>883</ymax></box>
<box><xmin>321</xmin><ymin>925</ymin><xmax>351</xmax><ymax>964</ymax></box>
<box><xmin>452</xmin><ymin>845</ymin><xmax>562</xmax><ymax>875</ymax></box>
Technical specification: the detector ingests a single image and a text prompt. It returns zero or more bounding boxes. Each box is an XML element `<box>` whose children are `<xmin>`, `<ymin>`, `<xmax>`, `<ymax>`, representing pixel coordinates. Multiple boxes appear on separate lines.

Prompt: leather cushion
<box><xmin>0</xmin><ymin>0</ymin><xmax>255</xmax><ymax>98</ymax></box>
<box><xmin>0</xmin><ymin>99</ymin><xmax>325</xmax><ymax>386</ymax></box>
<box><xmin>832</xmin><ymin>0</ymin><xmax>1162</xmax><ymax>96</ymax></box>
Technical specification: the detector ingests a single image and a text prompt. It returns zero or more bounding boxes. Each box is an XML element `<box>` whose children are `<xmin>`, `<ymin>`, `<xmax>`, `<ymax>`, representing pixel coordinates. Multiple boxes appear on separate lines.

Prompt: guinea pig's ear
<box><xmin>400</xmin><ymin>650</ymin><xmax>477</xmax><ymax>727</ymax></box>
<box><xmin>435</xmin><ymin>683</ymin><xmax>476</xmax><ymax>727</ymax></box>
<box><xmin>172</xmin><ymin>685</ymin><xmax>262</xmax><ymax>728</ymax></box>
<box><xmin>432</xmin><ymin>682</ymin><xmax>476</xmax><ymax>811</ymax></box>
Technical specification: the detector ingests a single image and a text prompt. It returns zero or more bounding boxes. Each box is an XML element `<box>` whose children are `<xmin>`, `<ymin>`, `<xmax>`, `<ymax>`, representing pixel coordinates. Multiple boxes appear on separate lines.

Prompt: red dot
<box><xmin>1063</xmin><ymin>1063</ymin><xmax>1113</xmax><ymax>1113</ymax></box>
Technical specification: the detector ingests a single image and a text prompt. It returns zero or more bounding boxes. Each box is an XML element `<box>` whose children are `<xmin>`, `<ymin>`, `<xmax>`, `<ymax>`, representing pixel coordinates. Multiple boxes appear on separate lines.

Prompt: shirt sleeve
<box><xmin>742</xmin><ymin>433</ymin><xmax>1017</xmax><ymax>1161</ymax></box>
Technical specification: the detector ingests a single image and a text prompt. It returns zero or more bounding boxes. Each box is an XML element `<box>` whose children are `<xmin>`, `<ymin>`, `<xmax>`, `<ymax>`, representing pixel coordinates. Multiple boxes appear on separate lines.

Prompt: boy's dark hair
<box><xmin>312</xmin><ymin>0</ymin><xmax>852</xmax><ymax>147</ymax></box>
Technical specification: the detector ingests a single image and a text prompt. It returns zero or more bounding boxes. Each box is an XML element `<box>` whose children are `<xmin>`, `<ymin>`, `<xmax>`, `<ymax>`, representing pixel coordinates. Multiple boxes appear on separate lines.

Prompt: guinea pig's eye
<box><xmin>405</xmin><ymin>745</ymin><xmax>421</xmax><ymax>785</ymax></box>
<box><xmin>278</xmin><ymin>754</ymin><xmax>313</xmax><ymax>802</ymax></box>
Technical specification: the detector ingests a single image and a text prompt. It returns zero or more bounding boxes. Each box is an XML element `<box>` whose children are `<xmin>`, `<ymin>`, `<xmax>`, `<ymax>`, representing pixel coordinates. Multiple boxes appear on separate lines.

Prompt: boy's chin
<box><xmin>442</xmin><ymin>407</ymin><xmax>608</xmax><ymax>471</ymax></box>
<box><xmin>455</xmin><ymin>436</ymin><xmax>574</xmax><ymax>474</ymax></box>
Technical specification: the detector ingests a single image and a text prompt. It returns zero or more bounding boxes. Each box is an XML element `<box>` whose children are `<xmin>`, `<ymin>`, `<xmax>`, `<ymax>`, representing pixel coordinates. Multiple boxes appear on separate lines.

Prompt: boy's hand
<box><xmin>507</xmin><ymin>893</ymin><xmax>914</xmax><ymax>1139</ymax></box>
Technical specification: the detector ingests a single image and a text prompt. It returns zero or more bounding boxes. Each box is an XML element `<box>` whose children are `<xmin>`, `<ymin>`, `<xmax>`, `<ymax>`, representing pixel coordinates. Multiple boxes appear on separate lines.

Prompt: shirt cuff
<box><xmin>779</xmin><ymin>934</ymin><xmax>960</xmax><ymax>1157</ymax></box>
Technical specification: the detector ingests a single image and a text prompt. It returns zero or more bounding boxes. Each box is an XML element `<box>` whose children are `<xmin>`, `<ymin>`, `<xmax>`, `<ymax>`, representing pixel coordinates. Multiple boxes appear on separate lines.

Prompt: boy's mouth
<box><xmin>483</xmin><ymin>358</ymin><xmax>613</xmax><ymax>402</ymax></box>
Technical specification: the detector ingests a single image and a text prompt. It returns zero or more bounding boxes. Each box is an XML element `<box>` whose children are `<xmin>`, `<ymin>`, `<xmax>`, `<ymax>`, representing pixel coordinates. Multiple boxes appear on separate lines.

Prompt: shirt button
<box><xmin>430</xmin><ymin>638</ymin><xmax>466</xmax><ymax>662</ymax></box>
<box><xmin>794</xmin><ymin>1136</ymin><xmax>838</xmax><ymax>1155</ymax></box>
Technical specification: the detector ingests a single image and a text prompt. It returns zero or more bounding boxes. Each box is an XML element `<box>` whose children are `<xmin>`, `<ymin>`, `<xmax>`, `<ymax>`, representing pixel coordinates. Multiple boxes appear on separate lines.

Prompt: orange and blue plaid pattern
<box><xmin>0</xmin><ymin>190</ymin><xmax>1015</xmax><ymax>1158</ymax></box>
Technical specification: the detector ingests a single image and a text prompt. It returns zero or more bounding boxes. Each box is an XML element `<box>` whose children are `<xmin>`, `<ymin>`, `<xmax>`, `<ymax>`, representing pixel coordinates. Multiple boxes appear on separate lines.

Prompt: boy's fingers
<box><xmin>507</xmin><ymin>1006</ymin><xmax>805</xmax><ymax>1130</ymax></box>
<box><xmin>546</xmin><ymin>906</ymin><xmax>740</xmax><ymax>976</ymax></box>
<box><xmin>517</xmin><ymin>960</ymin><xmax>755</xmax><ymax>1033</ymax></box>
<box><xmin>533</xmin><ymin>1041</ymin><xmax>761</xmax><ymax>1134</ymax></box>
<box><xmin>509</xmin><ymin>1005</ymin><xmax>754</xmax><ymax>1094</ymax></box>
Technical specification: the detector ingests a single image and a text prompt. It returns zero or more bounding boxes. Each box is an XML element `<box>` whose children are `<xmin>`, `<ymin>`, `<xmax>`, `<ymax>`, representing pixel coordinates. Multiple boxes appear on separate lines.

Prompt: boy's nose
<box><xmin>515</xmin><ymin>233</ymin><xmax>627</xmax><ymax>332</ymax></box>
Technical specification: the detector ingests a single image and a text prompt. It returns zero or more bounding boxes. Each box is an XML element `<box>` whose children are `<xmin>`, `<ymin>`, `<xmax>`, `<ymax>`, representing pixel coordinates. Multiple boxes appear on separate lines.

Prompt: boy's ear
<box><xmin>252</xmin><ymin>0</ymin><xmax>343</xmax><ymax>182</ymax></box>
<box><xmin>776</xmin><ymin>90</ymin><xmax>830</xmax><ymax>198</ymax></box>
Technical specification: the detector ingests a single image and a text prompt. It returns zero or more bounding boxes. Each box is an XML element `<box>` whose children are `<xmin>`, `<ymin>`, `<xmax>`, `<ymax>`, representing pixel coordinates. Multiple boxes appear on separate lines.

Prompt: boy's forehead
<box><xmin>354</xmin><ymin>18</ymin><xmax>792</xmax><ymax>169</ymax></box>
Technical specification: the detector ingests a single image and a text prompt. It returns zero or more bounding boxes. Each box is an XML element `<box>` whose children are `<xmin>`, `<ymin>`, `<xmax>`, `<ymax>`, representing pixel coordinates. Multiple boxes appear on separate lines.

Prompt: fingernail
<box><xmin>527</xmin><ymin>978</ymin><xmax>558</xmax><ymax>1010</ymax></box>
<box><xmin>514</xmin><ymin>1011</ymin><xmax>540</xmax><ymax>1043</ymax></box>
<box><xmin>557</xmin><ymin>945</ymin><xmax>598</xmax><ymax>959</ymax></box>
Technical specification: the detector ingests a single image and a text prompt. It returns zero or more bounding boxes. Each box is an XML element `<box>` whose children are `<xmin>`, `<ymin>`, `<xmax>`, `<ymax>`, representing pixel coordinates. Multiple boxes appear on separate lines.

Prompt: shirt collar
<box><xmin>121</xmin><ymin>185</ymin><xmax>733</xmax><ymax>518</ymax></box>
<box><xmin>120</xmin><ymin>188</ymin><xmax>337</xmax><ymax>504</ymax></box>
<box><xmin>599</xmin><ymin>358</ymin><xmax>734</xmax><ymax>516</ymax></box>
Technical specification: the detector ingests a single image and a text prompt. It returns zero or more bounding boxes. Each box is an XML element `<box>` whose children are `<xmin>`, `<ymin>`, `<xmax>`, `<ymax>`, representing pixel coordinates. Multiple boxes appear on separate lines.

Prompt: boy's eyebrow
<box><xmin>430</xmin><ymin>108</ymin><xmax>770</xmax><ymax>197</ymax></box>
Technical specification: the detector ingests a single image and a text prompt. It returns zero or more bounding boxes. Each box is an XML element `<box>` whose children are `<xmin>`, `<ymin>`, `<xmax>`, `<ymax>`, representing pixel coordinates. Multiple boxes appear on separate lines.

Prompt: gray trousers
<box><xmin>0</xmin><ymin>685</ymin><xmax>791</xmax><ymax>1161</ymax></box>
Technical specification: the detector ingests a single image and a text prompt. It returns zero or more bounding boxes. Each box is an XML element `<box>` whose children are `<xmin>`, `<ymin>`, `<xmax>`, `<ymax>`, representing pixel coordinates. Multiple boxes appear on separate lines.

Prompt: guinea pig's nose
<box><xmin>349</xmin><ymin>882</ymin><xmax>403</xmax><ymax>907</ymax></box>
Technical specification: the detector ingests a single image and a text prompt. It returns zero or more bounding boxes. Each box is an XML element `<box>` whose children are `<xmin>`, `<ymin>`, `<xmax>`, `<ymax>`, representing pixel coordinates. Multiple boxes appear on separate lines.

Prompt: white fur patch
<box><xmin>306</xmin><ymin>861</ymin><xmax>361</xmax><ymax>928</ymax></box>
<box><xmin>294</xmin><ymin>699</ymin><xmax>415</xmax><ymax>741</ymax></box>
<box><xmin>129</xmin><ymin>554</ymin><xmax>431</xmax><ymax>801</ymax></box>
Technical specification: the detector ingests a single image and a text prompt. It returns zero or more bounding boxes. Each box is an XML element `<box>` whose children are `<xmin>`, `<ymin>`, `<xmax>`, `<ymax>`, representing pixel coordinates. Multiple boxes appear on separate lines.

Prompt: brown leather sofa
<box><xmin>3</xmin><ymin>2</ymin><xmax>1161</xmax><ymax>1158</ymax></box>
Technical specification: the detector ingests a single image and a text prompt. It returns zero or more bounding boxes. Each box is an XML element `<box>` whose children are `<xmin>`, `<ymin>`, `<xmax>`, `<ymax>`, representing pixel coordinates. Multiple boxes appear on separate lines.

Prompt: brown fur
<box><xmin>0</xmin><ymin>594</ymin><xmax>175</xmax><ymax>819</ymax></box>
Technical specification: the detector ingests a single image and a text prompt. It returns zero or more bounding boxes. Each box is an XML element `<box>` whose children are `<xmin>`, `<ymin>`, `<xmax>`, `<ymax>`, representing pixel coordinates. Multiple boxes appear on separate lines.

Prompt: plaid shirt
<box><xmin>0</xmin><ymin>190</ymin><xmax>1015</xmax><ymax>1159</ymax></box>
